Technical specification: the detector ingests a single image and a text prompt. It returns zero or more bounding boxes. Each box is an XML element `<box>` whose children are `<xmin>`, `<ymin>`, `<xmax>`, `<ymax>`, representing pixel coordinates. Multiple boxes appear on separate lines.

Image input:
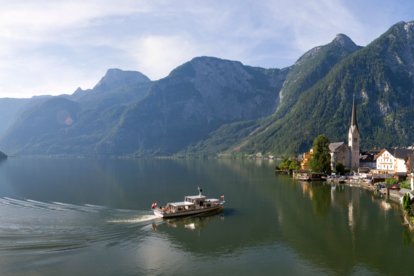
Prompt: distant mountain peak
<box><xmin>101</xmin><ymin>68</ymin><xmax>150</xmax><ymax>82</ymax></box>
<box><xmin>403</xmin><ymin>21</ymin><xmax>414</xmax><ymax>32</ymax></box>
<box><xmin>388</xmin><ymin>20</ymin><xmax>414</xmax><ymax>34</ymax></box>
<box><xmin>74</xmin><ymin>87</ymin><xmax>84</xmax><ymax>94</ymax></box>
<box><xmin>332</xmin><ymin>33</ymin><xmax>357</xmax><ymax>49</ymax></box>
<box><xmin>93</xmin><ymin>68</ymin><xmax>151</xmax><ymax>92</ymax></box>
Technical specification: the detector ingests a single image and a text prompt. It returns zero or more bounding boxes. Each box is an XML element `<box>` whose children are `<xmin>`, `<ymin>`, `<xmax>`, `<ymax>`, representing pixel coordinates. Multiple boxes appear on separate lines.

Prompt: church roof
<box><xmin>329</xmin><ymin>142</ymin><xmax>346</xmax><ymax>152</ymax></box>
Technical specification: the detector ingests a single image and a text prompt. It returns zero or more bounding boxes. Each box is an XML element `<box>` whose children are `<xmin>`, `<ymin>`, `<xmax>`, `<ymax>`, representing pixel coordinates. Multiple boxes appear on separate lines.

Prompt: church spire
<box><xmin>348</xmin><ymin>94</ymin><xmax>360</xmax><ymax>170</ymax></box>
<box><xmin>350</xmin><ymin>94</ymin><xmax>358</xmax><ymax>130</ymax></box>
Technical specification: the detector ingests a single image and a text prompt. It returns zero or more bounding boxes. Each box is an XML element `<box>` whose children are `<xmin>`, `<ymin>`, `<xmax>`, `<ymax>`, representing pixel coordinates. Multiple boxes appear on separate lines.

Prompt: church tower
<box><xmin>348</xmin><ymin>96</ymin><xmax>360</xmax><ymax>170</ymax></box>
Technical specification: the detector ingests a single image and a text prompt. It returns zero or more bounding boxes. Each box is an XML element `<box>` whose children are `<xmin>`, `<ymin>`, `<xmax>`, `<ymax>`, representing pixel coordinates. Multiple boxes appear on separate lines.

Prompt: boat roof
<box><xmin>206</xmin><ymin>198</ymin><xmax>219</xmax><ymax>202</ymax></box>
<box><xmin>168</xmin><ymin>201</ymin><xmax>195</xmax><ymax>207</ymax></box>
<box><xmin>185</xmin><ymin>195</ymin><xmax>206</xmax><ymax>200</ymax></box>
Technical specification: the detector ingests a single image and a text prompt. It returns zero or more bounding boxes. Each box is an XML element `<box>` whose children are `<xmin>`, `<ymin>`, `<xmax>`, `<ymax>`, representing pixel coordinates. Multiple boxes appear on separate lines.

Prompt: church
<box><xmin>329</xmin><ymin>98</ymin><xmax>360</xmax><ymax>171</ymax></box>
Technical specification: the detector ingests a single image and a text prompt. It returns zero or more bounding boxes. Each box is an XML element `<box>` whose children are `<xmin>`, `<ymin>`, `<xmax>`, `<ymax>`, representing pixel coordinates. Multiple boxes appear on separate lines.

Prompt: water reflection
<box><xmin>278</xmin><ymin>179</ymin><xmax>414</xmax><ymax>275</ymax></box>
<box><xmin>1</xmin><ymin>158</ymin><xmax>414</xmax><ymax>275</ymax></box>
<box><xmin>153</xmin><ymin>212</ymin><xmax>225</xmax><ymax>233</ymax></box>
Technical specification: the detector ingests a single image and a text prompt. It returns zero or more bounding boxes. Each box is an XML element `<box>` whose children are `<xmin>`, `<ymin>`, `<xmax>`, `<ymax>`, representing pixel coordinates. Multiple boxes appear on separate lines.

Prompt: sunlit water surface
<box><xmin>0</xmin><ymin>158</ymin><xmax>414</xmax><ymax>275</ymax></box>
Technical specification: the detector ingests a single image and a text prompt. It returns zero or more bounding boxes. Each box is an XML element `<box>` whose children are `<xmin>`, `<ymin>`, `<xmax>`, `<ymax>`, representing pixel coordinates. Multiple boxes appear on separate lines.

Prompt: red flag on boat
<box><xmin>151</xmin><ymin>202</ymin><xmax>157</xmax><ymax>209</ymax></box>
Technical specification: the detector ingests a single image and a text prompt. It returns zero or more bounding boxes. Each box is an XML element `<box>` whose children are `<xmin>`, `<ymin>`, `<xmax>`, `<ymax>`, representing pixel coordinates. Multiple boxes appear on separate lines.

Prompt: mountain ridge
<box><xmin>1</xmin><ymin>20</ymin><xmax>414</xmax><ymax>157</ymax></box>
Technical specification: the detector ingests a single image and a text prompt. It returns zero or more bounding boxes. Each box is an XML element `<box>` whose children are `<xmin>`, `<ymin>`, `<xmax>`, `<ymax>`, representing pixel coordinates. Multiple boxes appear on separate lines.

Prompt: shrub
<box><xmin>385</xmin><ymin>178</ymin><xmax>398</xmax><ymax>187</ymax></box>
<box><xmin>400</xmin><ymin>180</ymin><xmax>411</xmax><ymax>189</ymax></box>
<box><xmin>403</xmin><ymin>193</ymin><xmax>411</xmax><ymax>212</ymax></box>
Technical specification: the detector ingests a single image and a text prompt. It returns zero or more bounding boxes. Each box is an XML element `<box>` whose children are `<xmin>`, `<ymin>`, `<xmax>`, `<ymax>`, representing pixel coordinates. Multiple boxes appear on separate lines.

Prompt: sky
<box><xmin>0</xmin><ymin>0</ymin><xmax>413</xmax><ymax>98</ymax></box>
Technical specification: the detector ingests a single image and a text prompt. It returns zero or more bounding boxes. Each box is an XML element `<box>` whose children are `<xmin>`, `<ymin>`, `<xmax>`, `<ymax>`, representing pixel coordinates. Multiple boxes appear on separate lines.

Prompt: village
<box><xmin>278</xmin><ymin>97</ymin><xmax>414</xmax><ymax>229</ymax></box>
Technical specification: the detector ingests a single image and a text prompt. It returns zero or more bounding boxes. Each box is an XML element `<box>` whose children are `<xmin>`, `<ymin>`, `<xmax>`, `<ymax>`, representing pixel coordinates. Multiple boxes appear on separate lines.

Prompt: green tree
<box><xmin>335</xmin><ymin>163</ymin><xmax>346</xmax><ymax>175</ymax></box>
<box><xmin>288</xmin><ymin>157</ymin><xmax>300</xmax><ymax>171</ymax></box>
<box><xmin>277</xmin><ymin>156</ymin><xmax>300</xmax><ymax>172</ymax></box>
<box><xmin>310</xmin><ymin>134</ymin><xmax>331</xmax><ymax>174</ymax></box>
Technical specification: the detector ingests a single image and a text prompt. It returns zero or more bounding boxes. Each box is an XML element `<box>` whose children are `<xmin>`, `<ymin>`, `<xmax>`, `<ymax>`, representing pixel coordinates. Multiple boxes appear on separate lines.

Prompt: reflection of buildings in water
<box><xmin>331</xmin><ymin>185</ymin><xmax>336</xmax><ymax>204</ymax></box>
<box><xmin>379</xmin><ymin>201</ymin><xmax>391</xmax><ymax>211</ymax></box>
<box><xmin>348</xmin><ymin>201</ymin><xmax>357</xmax><ymax>249</ymax></box>
<box><xmin>255</xmin><ymin>158</ymin><xmax>263</xmax><ymax>166</ymax></box>
<box><xmin>300</xmin><ymin>182</ymin><xmax>313</xmax><ymax>200</ymax></box>
<box><xmin>348</xmin><ymin>202</ymin><xmax>354</xmax><ymax>229</ymax></box>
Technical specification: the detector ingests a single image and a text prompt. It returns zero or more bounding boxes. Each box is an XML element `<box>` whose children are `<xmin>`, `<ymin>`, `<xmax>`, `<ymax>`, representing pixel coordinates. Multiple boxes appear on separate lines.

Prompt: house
<box><xmin>359</xmin><ymin>151</ymin><xmax>378</xmax><ymax>169</ymax></box>
<box><xmin>375</xmin><ymin>148</ymin><xmax>414</xmax><ymax>175</ymax></box>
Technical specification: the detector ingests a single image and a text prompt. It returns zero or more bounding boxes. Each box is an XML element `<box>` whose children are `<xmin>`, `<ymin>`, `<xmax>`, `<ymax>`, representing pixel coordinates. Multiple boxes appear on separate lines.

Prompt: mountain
<box><xmin>96</xmin><ymin>57</ymin><xmax>288</xmax><ymax>156</ymax></box>
<box><xmin>72</xmin><ymin>68</ymin><xmax>151</xmax><ymax>107</ymax></box>
<box><xmin>2</xmin><ymin>20</ymin><xmax>414</xmax><ymax>157</ymax></box>
<box><xmin>275</xmin><ymin>33</ymin><xmax>361</xmax><ymax>118</ymax></box>
<box><xmin>192</xmin><ymin>33</ymin><xmax>362</xmax><ymax>155</ymax></box>
<box><xmin>0</xmin><ymin>69</ymin><xmax>152</xmax><ymax>155</ymax></box>
<box><xmin>239</xmin><ymin>21</ymin><xmax>414</xmax><ymax>154</ymax></box>
<box><xmin>0</xmin><ymin>98</ymin><xmax>31</xmax><ymax>137</ymax></box>
<box><xmin>0</xmin><ymin>58</ymin><xmax>286</xmax><ymax>156</ymax></box>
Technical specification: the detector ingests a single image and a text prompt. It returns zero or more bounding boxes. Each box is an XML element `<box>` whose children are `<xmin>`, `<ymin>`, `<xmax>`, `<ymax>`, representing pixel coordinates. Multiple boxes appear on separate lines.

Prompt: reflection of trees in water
<box><xmin>310</xmin><ymin>183</ymin><xmax>331</xmax><ymax>217</ymax></box>
<box><xmin>402</xmin><ymin>228</ymin><xmax>414</xmax><ymax>247</ymax></box>
<box><xmin>299</xmin><ymin>182</ymin><xmax>332</xmax><ymax>217</ymax></box>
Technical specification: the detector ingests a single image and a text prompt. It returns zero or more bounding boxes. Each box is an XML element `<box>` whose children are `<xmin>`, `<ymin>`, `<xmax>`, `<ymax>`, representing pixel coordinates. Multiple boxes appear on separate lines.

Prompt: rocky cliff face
<box><xmin>97</xmin><ymin>57</ymin><xmax>288</xmax><ymax>155</ymax></box>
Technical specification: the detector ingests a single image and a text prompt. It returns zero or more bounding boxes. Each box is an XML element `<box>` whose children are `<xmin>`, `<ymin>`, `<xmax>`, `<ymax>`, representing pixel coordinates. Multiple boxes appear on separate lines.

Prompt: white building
<box><xmin>375</xmin><ymin>148</ymin><xmax>414</xmax><ymax>174</ymax></box>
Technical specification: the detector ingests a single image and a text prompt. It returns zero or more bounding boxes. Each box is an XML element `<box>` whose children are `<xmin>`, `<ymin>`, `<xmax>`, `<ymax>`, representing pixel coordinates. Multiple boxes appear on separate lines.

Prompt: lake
<box><xmin>0</xmin><ymin>157</ymin><xmax>414</xmax><ymax>275</ymax></box>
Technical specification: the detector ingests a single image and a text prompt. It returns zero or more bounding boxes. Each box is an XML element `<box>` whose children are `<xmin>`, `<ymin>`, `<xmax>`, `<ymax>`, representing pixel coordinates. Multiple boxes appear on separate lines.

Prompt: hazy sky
<box><xmin>0</xmin><ymin>0</ymin><xmax>413</xmax><ymax>98</ymax></box>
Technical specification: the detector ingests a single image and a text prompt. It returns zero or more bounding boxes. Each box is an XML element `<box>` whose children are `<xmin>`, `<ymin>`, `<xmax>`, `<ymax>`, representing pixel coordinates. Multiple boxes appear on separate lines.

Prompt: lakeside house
<box><xmin>374</xmin><ymin>148</ymin><xmax>414</xmax><ymax>175</ymax></box>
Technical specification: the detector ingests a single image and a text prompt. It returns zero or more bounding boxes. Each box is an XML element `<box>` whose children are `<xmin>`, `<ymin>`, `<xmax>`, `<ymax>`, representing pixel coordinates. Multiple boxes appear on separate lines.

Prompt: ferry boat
<box><xmin>151</xmin><ymin>188</ymin><xmax>225</xmax><ymax>218</ymax></box>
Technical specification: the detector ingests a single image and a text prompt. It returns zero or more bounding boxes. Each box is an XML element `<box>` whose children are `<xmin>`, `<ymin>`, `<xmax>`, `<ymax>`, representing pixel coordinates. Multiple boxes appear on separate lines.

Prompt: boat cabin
<box><xmin>185</xmin><ymin>195</ymin><xmax>207</xmax><ymax>206</ymax></box>
<box><xmin>165</xmin><ymin>201</ymin><xmax>195</xmax><ymax>213</ymax></box>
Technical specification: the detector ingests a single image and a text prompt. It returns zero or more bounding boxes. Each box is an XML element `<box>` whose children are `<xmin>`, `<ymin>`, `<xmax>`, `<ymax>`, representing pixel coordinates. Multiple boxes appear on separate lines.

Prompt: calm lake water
<box><xmin>1</xmin><ymin>158</ymin><xmax>414</xmax><ymax>275</ymax></box>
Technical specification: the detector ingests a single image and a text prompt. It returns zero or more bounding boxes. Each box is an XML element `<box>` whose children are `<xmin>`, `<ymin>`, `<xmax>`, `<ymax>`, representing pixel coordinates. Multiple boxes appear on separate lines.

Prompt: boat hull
<box><xmin>153</xmin><ymin>204</ymin><xmax>224</xmax><ymax>218</ymax></box>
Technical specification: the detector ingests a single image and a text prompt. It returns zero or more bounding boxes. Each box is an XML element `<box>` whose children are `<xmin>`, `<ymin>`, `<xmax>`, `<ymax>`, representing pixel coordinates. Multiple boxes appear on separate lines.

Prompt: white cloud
<box><xmin>0</xmin><ymin>0</ymin><xmax>410</xmax><ymax>97</ymax></box>
<box><xmin>263</xmin><ymin>0</ymin><xmax>366</xmax><ymax>51</ymax></box>
<box><xmin>126</xmin><ymin>35</ymin><xmax>198</xmax><ymax>80</ymax></box>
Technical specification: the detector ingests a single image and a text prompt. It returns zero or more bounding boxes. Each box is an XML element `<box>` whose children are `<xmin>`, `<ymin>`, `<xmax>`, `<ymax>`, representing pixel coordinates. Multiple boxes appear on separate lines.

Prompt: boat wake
<box><xmin>0</xmin><ymin>197</ymin><xmax>107</xmax><ymax>213</ymax></box>
<box><xmin>0</xmin><ymin>197</ymin><xmax>158</xmax><ymax>253</ymax></box>
<box><xmin>107</xmin><ymin>214</ymin><xmax>159</xmax><ymax>224</ymax></box>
